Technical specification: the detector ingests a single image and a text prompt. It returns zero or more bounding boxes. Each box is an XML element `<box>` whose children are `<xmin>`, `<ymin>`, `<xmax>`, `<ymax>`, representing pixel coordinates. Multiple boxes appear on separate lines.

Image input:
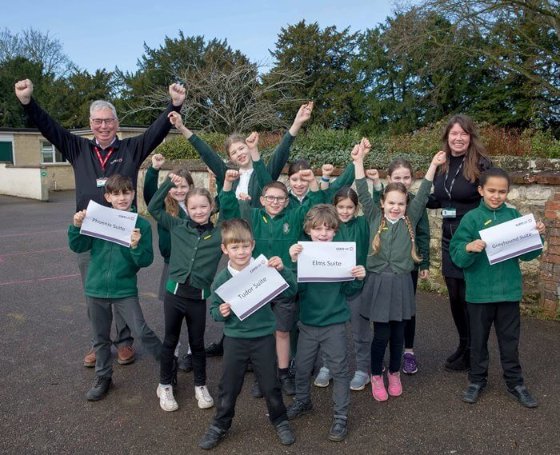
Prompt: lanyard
<box><xmin>93</xmin><ymin>147</ymin><xmax>114</xmax><ymax>172</ymax></box>
<box><xmin>443</xmin><ymin>158</ymin><xmax>464</xmax><ymax>200</ymax></box>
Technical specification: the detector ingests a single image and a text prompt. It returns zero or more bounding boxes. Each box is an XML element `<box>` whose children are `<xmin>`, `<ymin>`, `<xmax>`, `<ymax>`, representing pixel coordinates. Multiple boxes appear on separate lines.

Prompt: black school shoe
<box><xmin>205</xmin><ymin>340</ymin><xmax>224</xmax><ymax>357</ymax></box>
<box><xmin>199</xmin><ymin>425</ymin><xmax>228</xmax><ymax>450</ymax></box>
<box><xmin>280</xmin><ymin>373</ymin><xmax>296</xmax><ymax>396</ymax></box>
<box><xmin>287</xmin><ymin>398</ymin><xmax>313</xmax><ymax>420</ymax></box>
<box><xmin>178</xmin><ymin>353</ymin><xmax>193</xmax><ymax>373</ymax></box>
<box><xmin>328</xmin><ymin>416</ymin><xmax>348</xmax><ymax>442</ymax></box>
<box><xmin>462</xmin><ymin>383</ymin><xmax>484</xmax><ymax>404</ymax></box>
<box><xmin>86</xmin><ymin>375</ymin><xmax>112</xmax><ymax>401</ymax></box>
<box><xmin>275</xmin><ymin>421</ymin><xmax>295</xmax><ymax>445</ymax></box>
<box><xmin>251</xmin><ymin>379</ymin><xmax>263</xmax><ymax>398</ymax></box>
<box><xmin>508</xmin><ymin>385</ymin><xmax>538</xmax><ymax>408</ymax></box>
<box><xmin>445</xmin><ymin>350</ymin><xmax>470</xmax><ymax>372</ymax></box>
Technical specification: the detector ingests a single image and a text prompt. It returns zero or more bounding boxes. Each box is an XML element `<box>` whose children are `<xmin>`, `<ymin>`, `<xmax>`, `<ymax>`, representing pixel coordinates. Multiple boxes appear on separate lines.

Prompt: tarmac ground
<box><xmin>1</xmin><ymin>191</ymin><xmax>559</xmax><ymax>454</ymax></box>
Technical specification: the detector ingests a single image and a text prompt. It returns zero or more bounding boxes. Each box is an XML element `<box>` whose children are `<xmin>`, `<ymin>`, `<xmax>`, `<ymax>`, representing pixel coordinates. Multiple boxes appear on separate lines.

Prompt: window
<box><xmin>41</xmin><ymin>141</ymin><xmax>66</xmax><ymax>164</ymax></box>
<box><xmin>0</xmin><ymin>140</ymin><xmax>13</xmax><ymax>163</ymax></box>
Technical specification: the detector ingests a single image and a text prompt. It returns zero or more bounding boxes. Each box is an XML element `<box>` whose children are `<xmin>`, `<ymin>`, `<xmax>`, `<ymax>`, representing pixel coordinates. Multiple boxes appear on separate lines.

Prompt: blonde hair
<box><xmin>165</xmin><ymin>168</ymin><xmax>195</xmax><ymax>217</ymax></box>
<box><xmin>370</xmin><ymin>183</ymin><xmax>421</xmax><ymax>263</ymax></box>
<box><xmin>221</xmin><ymin>219</ymin><xmax>253</xmax><ymax>246</ymax></box>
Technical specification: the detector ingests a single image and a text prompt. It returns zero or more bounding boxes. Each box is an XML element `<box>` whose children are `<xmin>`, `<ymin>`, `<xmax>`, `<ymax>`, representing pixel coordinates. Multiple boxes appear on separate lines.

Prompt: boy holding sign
<box><xmin>68</xmin><ymin>175</ymin><xmax>162</xmax><ymax>401</ymax></box>
<box><xmin>287</xmin><ymin>205</ymin><xmax>366</xmax><ymax>442</ymax></box>
<box><xmin>450</xmin><ymin>168</ymin><xmax>545</xmax><ymax>407</ymax></box>
<box><xmin>199</xmin><ymin>219</ymin><xmax>297</xmax><ymax>450</ymax></box>
<box><xmin>219</xmin><ymin>170</ymin><xmax>322</xmax><ymax>396</ymax></box>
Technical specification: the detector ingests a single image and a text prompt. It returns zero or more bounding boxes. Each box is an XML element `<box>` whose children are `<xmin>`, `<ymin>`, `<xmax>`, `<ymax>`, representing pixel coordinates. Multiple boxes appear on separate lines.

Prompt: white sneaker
<box><xmin>350</xmin><ymin>370</ymin><xmax>371</xmax><ymax>391</ymax></box>
<box><xmin>314</xmin><ymin>367</ymin><xmax>332</xmax><ymax>388</ymax></box>
<box><xmin>195</xmin><ymin>385</ymin><xmax>214</xmax><ymax>409</ymax></box>
<box><xmin>157</xmin><ymin>384</ymin><xmax>178</xmax><ymax>412</ymax></box>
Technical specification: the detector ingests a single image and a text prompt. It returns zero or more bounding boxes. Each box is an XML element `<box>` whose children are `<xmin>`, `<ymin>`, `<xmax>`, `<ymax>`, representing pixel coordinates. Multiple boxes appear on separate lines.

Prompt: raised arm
<box><xmin>16</xmin><ymin>79</ymin><xmax>83</xmax><ymax>161</ymax></box>
<box><xmin>407</xmin><ymin>151</ymin><xmax>446</xmax><ymax>224</ymax></box>
<box><xmin>127</xmin><ymin>83</ymin><xmax>185</xmax><ymax>162</ymax></box>
<box><xmin>147</xmin><ymin>175</ymin><xmax>184</xmax><ymax>230</ymax></box>
<box><xmin>143</xmin><ymin>154</ymin><xmax>165</xmax><ymax>205</ymax></box>
<box><xmin>353</xmin><ymin>140</ymin><xmax>378</xmax><ymax>221</ymax></box>
<box><xmin>266</xmin><ymin>102</ymin><xmax>314</xmax><ymax>180</ymax></box>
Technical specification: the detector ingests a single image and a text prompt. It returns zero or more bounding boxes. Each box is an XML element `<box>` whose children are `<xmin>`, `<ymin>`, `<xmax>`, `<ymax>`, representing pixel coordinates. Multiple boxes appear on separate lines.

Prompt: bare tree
<box><xmin>122</xmin><ymin>62</ymin><xmax>306</xmax><ymax>132</ymax></box>
<box><xmin>0</xmin><ymin>28</ymin><xmax>74</xmax><ymax>77</ymax></box>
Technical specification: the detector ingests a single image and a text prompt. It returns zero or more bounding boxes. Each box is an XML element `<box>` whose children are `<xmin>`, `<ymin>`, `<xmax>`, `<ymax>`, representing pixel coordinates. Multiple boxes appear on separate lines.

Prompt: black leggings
<box><xmin>444</xmin><ymin>276</ymin><xmax>469</xmax><ymax>348</ymax></box>
<box><xmin>160</xmin><ymin>292</ymin><xmax>207</xmax><ymax>386</ymax></box>
<box><xmin>405</xmin><ymin>271</ymin><xmax>420</xmax><ymax>350</ymax></box>
<box><xmin>370</xmin><ymin>321</ymin><xmax>405</xmax><ymax>375</ymax></box>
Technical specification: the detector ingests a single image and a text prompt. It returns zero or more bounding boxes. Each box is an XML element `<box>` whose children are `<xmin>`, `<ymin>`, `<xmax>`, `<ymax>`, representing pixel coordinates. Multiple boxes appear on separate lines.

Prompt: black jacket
<box><xmin>23</xmin><ymin>98</ymin><xmax>180</xmax><ymax>210</ymax></box>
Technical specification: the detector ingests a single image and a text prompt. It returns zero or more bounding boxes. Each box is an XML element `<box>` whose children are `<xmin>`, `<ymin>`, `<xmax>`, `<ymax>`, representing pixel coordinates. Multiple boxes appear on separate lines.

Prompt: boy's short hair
<box><xmin>479</xmin><ymin>167</ymin><xmax>511</xmax><ymax>188</ymax></box>
<box><xmin>303</xmin><ymin>204</ymin><xmax>340</xmax><ymax>234</ymax></box>
<box><xmin>262</xmin><ymin>181</ymin><xmax>289</xmax><ymax>198</ymax></box>
<box><xmin>105</xmin><ymin>175</ymin><xmax>133</xmax><ymax>193</ymax></box>
<box><xmin>221</xmin><ymin>219</ymin><xmax>254</xmax><ymax>246</ymax></box>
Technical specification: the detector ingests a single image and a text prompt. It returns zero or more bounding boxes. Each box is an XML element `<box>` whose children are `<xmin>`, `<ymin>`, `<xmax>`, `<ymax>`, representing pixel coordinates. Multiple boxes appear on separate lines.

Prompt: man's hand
<box><xmin>169</xmin><ymin>83</ymin><xmax>186</xmax><ymax>107</ymax></box>
<box><xmin>15</xmin><ymin>79</ymin><xmax>33</xmax><ymax>105</ymax></box>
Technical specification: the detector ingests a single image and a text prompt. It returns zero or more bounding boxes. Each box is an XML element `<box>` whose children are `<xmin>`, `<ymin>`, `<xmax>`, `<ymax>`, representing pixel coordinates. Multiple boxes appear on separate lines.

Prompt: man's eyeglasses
<box><xmin>263</xmin><ymin>195</ymin><xmax>287</xmax><ymax>203</ymax></box>
<box><xmin>91</xmin><ymin>118</ymin><xmax>117</xmax><ymax>126</ymax></box>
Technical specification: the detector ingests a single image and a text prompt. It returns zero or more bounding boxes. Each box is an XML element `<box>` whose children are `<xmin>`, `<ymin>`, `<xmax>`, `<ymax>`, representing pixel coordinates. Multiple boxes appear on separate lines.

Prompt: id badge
<box><xmin>442</xmin><ymin>208</ymin><xmax>456</xmax><ymax>219</ymax></box>
<box><xmin>96</xmin><ymin>178</ymin><xmax>108</xmax><ymax>187</ymax></box>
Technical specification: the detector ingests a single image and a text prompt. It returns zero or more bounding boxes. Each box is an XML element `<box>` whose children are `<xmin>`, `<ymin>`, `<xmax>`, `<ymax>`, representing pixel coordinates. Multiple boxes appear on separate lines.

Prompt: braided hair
<box><xmin>370</xmin><ymin>182</ymin><xmax>422</xmax><ymax>263</ymax></box>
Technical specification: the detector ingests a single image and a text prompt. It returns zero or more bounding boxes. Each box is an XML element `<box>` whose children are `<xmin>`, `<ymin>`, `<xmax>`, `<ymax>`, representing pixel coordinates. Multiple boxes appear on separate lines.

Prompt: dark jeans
<box><xmin>213</xmin><ymin>335</ymin><xmax>287</xmax><ymax>430</ymax></box>
<box><xmin>160</xmin><ymin>292</ymin><xmax>206</xmax><ymax>386</ymax></box>
<box><xmin>444</xmin><ymin>276</ymin><xmax>469</xmax><ymax>349</ymax></box>
<box><xmin>468</xmin><ymin>301</ymin><xmax>523</xmax><ymax>389</ymax></box>
<box><xmin>371</xmin><ymin>321</ymin><xmax>405</xmax><ymax>375</ymax></box>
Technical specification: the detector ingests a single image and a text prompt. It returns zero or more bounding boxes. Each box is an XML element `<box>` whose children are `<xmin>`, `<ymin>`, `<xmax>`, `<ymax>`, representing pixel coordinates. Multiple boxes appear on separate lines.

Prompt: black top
<box><xmin>427</xmin><ymin>154</ymin><xmax>492</xmax><ymax>221</ymax></box>
<box><xmin>23</xmin><ymin>98</ymin><xmax>180</xmax><ymax>211</ymax></box>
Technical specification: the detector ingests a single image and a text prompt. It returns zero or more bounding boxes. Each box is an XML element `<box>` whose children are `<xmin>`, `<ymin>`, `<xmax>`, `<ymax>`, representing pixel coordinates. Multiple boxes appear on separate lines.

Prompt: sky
<box><xmin>3</xmin><ymin>0</ymin><xmax>397</xmax><ymax>74</ymax></box>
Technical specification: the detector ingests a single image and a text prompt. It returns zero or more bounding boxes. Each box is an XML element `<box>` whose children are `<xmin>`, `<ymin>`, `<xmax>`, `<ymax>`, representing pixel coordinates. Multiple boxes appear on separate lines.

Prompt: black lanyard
<box><xmin>443</xmin><ymin>158</ymin><xmax>465</xmax><ymax>200</ymax></box>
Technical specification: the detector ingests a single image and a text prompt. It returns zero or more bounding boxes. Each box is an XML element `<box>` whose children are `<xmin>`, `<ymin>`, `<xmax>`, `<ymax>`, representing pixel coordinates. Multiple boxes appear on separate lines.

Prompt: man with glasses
<box><xmin>15</xmin><ymin>78</ymin><xmax>185</xmax><ymax>367</ymax></box>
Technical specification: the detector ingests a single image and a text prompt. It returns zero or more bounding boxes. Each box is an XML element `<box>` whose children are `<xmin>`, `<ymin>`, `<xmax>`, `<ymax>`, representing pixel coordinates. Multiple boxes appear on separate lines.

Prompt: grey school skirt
<box><xmin>359</xmin><ymin>267</ymin><xmax>415</xmax><ymax>323</ymax></box>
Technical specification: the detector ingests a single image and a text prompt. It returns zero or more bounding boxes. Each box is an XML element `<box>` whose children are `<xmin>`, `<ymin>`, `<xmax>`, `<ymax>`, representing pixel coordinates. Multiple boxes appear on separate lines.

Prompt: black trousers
<box><xmin>213</xmin><ymin>335</ymin><xmax>287</xmax><ymax>430</ymax></box>
<box><xmin>445</xmin><ymin>276</ymin><xmax>469</xmax><ymax>349</ymax></box>
<box><xmin>160</xmin><ymin>292</ymin><xmax>207</xmax><ymax>386</ymax></box>
<box><xmin>467</xmin><ymin>301</ymin><xmax>523</xmax><ymax>389</ymax></box>
<box><xmin>405</xmin><ymin>270</ymin><xmax>419</xmax><ymax>350</ymax></box>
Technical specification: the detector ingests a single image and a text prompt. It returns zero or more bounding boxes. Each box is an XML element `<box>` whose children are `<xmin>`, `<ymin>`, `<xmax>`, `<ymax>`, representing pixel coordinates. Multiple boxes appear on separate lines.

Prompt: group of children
<box><xmin>68</xmin><ymin>107</ymin><xmax>545</xmax><ymax>449</ymax></box>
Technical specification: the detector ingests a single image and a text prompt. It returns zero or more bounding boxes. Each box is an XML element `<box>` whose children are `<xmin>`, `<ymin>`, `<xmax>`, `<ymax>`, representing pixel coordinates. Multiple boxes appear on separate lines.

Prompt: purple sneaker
<box><xmin>402</xmin><ymin>352</ymin><xmax>418</xmax><ymax>375</ymax></box>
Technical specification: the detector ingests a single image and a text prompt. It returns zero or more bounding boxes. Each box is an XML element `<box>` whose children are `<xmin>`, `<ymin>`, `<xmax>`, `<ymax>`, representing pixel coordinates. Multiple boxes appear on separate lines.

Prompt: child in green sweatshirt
<box><xmin>286</xmin><ymin>204</ymin><xmax>366</xmax><ymax>442</ymax></box>
<box><xmin>68</xmin><ymin>175</ymin><xmax>162</xmax><ymax>402</ymax></box>
<box><xmin>199</xmin><ymin>219</ymin><xmax>297</xmax><ymax>450</ymax></box>
<box><xmin>450</xmin><ymin>167</ymin><xmax>545</xmax><ymax>408</ymax></box>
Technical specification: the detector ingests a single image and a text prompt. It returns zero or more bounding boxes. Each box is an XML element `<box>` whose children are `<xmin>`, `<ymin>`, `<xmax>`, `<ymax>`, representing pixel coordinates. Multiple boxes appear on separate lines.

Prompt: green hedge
<box><xmin>156</xmin><ymin>124</ymin><xmax>560</xmax><ymax>172</ymax></box>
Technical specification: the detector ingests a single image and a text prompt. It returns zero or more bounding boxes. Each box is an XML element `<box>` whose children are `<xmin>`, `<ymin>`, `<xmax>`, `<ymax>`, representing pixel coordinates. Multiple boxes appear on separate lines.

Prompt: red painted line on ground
<box><xmin>0</xmin><ymin>229</ymin><xmax>68</xmax><ymax>239</ymax></box>
<box><xmin>0</xmin><ymin>273</ymin><xmax>80</xmax><ymax>287</ymax></box>
<box><xmin>0</xmin><ymin>247</ymin><xmax>68</xmax><ymax>259</ymax></box>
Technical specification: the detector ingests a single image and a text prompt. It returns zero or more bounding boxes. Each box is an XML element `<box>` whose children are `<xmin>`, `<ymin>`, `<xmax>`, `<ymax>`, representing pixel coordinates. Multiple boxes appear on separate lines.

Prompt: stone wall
<box><xmin>137</xmin><ymin>159</ymin><xmax>560</xmax><ymax>318</ymax></box>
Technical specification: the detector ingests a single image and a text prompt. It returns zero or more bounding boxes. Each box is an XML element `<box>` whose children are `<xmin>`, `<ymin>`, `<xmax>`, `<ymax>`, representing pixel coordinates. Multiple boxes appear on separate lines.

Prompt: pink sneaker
<box><xmin>387</xmin><ymin>371</ymin><xmax>402</xmax><ymax>397</ymax></box>
<box><xmin>371</xmin><ymin>375</ymin><xmax>388</xmax><ymax>401</ymax></box>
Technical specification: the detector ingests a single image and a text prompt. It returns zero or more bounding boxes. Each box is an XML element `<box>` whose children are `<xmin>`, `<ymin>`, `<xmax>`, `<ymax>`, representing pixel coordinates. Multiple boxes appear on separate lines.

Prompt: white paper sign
<box><xmin>80</xmin><ymin>200</ymin><xmax>138</xmax><ymax>247</ymax></box>
<box><xmin>479</xmin><ymin>214</ymin><xmax>543</xmax><ymax>265</ymax></box>
<box><xmin>215</xmin><ymin>255</ymin><xmax>289</xmax><ymax>321</ymax></box>
<box><xmin>297</xmin><ymin>241</ymin><xmax>356</xmax><ymax>282</ymax></box>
